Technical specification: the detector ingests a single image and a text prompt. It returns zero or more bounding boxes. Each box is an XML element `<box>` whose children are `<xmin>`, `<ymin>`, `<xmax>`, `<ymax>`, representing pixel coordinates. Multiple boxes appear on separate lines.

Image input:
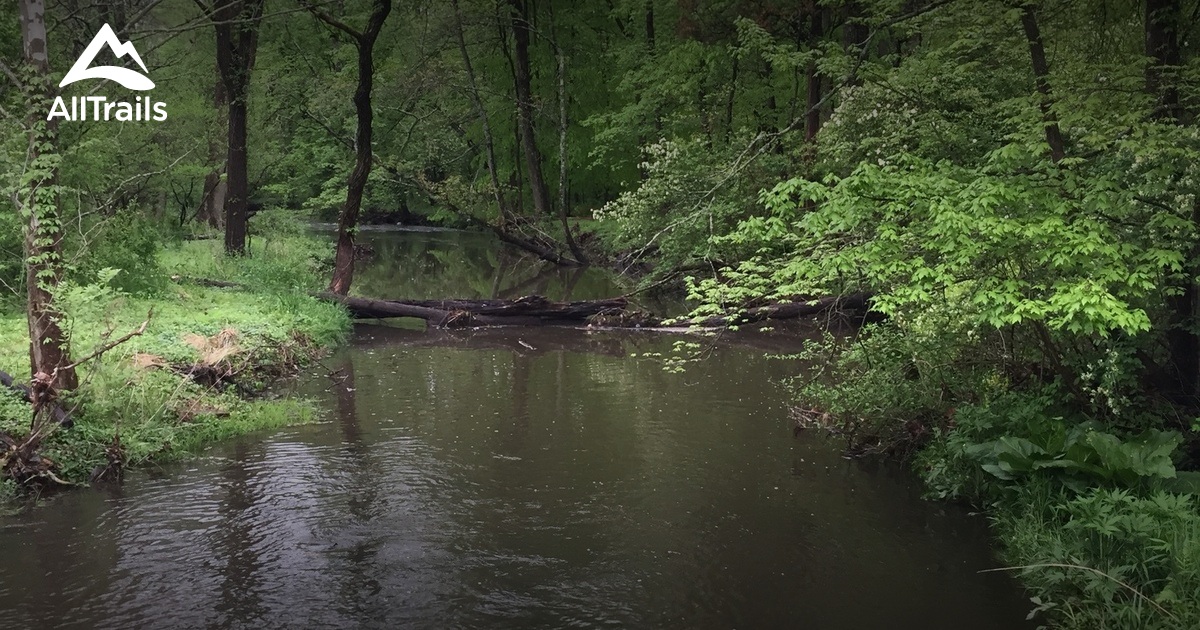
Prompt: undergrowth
<box><xmin>0</xmin><ymin>231</ymin><xmax>350</xmax><ymax>492</ymax></box>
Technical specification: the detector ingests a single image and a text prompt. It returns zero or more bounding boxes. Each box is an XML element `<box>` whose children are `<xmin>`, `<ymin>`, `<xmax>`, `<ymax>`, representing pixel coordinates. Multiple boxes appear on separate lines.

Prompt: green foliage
<box><xmin>921</xmin><ymin>391</ymin><xmax>1183</xmax><ymax>500</ymax></box>
<box><xmin>160</xmin><ymin>234</ymin><xmax>335</xmax><ymax>297</ymax></box>
<box><xmin>595</xmin><ymin>136</ymin><xmax>789</xmax><ymax>270</ymax></box>
<box><xmin>785</xmin><ymin>302</ymin><xmax>1010</xmax><ymax>454</ymax></box>
<box><xmin>969</xmin><ymin>427</ymin><xmax>1181</xmax><ymax>488</ymax></box>
<box><xmin>998</xmin><ymin>487</ymin><xmax>1200</xmax><ymax>629</ymax></box>
<box><xmin>69</xmin><ymin>209</ymin><xmax>168</xmax><ymax>296</ymax></box>
<box><xmin>702</xmin><ymin>141</ymin><xmax>1190</xmax><ymax>339</ymax></box>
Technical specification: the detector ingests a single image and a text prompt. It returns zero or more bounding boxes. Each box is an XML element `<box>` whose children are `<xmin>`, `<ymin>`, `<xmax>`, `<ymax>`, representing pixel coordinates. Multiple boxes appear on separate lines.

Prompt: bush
<box><xmin>72</xmin><ymin>209</ymin><xmax>168</xmax><ymax>296</ymax></box>
<box><xmin>786</xmin><ymin>302</ymin><xmax>1009</xmax><ymax>456</ymax></box>
<box><xmin>920</xmin><ymin>391</ymin><xmax>1183</xmax><ymax>502</ymax></box>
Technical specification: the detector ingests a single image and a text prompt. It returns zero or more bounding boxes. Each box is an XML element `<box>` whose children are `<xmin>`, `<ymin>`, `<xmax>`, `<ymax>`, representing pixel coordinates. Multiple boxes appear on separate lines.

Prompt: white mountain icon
<box><xmin>60</xmin><ymin>23</ymin><xmax>154</xmax><ymax>91</ymax></box>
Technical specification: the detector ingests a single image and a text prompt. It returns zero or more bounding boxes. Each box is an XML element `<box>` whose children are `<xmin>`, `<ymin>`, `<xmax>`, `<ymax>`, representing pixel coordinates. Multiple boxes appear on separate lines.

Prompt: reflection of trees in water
<box><xmin>332</xmin><ymin>353</ymin><xmax>385</xmax><ymax>613</ymax></box>
<box><xmin>212</xmin><ymin>442</ymin><xmax>269</xmax><ymax>627</ymax></box>
<box><xmin>351</xmin><ymin>232</ymin><xmax>618</xmax><ymax>301</ymax></box>
<box><xmin>504</xmin><ymin>352</ymin><xmax>532</xmax><ymax>451</ymax></box>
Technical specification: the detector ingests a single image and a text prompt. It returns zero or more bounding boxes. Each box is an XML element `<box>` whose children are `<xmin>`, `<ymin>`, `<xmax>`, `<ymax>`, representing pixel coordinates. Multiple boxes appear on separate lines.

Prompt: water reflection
<box><xmin>351</xmin><ymin>231</ymin><xmax>615</xmax><ymax>303</ymax></box>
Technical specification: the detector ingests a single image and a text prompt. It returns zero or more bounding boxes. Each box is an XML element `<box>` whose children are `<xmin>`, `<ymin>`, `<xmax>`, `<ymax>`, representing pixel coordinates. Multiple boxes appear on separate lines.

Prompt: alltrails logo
<box><xmin>48</xmin><ymin>23</ymin><xmax>167</xmax><ymax>122</ymax></box>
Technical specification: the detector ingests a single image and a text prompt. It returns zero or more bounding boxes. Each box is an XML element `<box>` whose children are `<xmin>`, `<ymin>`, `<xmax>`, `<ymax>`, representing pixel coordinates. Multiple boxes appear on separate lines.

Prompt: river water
<box><xmin>0</xmin><ymin>231</ymin><xmax>1031</xmax><ymax>629</ymax></box>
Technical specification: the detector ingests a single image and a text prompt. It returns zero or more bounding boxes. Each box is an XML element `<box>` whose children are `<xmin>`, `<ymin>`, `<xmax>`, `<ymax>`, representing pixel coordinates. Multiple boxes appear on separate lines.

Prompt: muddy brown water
<box><xmin>0</xmin><ymin>231</ymin><xmax>1032</xmax><ymax>629</ymax></box>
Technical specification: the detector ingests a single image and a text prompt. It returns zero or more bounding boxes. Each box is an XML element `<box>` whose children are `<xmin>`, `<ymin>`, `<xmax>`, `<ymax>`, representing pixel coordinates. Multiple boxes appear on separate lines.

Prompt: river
<box><xmin>0</xmin><ymin>230</ymin><xmax>1031</xmax><ymax>629</ymax></box>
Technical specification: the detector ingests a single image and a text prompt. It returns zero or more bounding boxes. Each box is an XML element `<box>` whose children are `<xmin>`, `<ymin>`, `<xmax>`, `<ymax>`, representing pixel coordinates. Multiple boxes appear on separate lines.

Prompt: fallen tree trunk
<box><xmin>318</xmin><ymin>291</ymin><xmax>869</xmax><ymax>329</ymax></box>
<box><xmin>318</xmin><ymin>292</ymin><xmax>628</xmax><ymax>327</ymax></box>
<box><xmin>171</xmin><ymin>276</ymin><xmax>870</xmax><ymax>330</ymax></box>
<box><xmin>679</xmin><ymin>293</ymin><xmax>872</xmax><ymax>328</ymax></box>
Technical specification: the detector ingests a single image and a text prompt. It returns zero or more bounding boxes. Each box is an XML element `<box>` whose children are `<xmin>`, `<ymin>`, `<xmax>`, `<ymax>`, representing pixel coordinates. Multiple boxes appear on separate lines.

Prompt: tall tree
<box><xmin>198</xmin><ymin>61</ymin><xmax>228</xmax><ymax>229</ymax></box>
<box><xmin>1144</xmin><ymin>0</ymin><xmax>1196</xmax><ymax>400</ymax></box>
<box><xmin>303</xmin><ymin>0</ymin><xmax>393</xmax><ymax>295</ymax></box>
<box><xmin>452</xmin><ymin>0</ymin><xmax>511</xmax><ymax>224</ymax></box>
<box><xmin>507</xmin><ymin>0</ymin><xmax>554</xmax><ymax>218</ymax></box>
<box><xmin>1018</xmin><ymin>2</ymin><xmax>1066</xmax><ymax>164</ymax></box>
<box><xmin>15</xmin><ymin>0</ymin><xmax>77</xmax><ymax>392</ymax></box>
<box><xmin>207</xmin><ymin>0</ymin><xmax>264</xmax><ymax>255</ymax></box>
<box><xmin>548</xmin><ymin>3</ymin><xmax>587</xmax><ymax>263</ymax></box>
<box><xmin>804</xmin><ymin>1</ymin><xmax>825</xmax><ymax>143</ymax></box>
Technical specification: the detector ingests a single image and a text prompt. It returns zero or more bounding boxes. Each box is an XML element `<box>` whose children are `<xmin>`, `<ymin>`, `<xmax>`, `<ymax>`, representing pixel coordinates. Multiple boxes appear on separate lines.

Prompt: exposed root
<box><xmin>0</xmin><ymin>432</ymin><xmax>74</xmax><ymax>489</ymax></box>
<box><xmin>790</xmin><ymin>405</ymin><xmax>932</xmax><ymax>459</ymax></box>
<box><xmin>174</xmin><ymin>398</ymin><xmax>231</xmax><ymax>423</ymax></box>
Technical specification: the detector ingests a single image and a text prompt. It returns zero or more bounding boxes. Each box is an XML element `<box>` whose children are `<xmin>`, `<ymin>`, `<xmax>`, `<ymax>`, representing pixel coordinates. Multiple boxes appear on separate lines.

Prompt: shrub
<box><xmin>72</xmin><ymin>209</ymin><xmax>167</xmax><ymax>296</ymax></box>
<box><xmin>920</xmin><ymin>391</ymin><xmax>1183</xmax><ymax>502</ymax></box>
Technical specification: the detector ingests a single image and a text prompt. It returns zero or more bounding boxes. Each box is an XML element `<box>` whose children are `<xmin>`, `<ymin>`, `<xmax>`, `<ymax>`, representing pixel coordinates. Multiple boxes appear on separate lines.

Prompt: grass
<box><xmin>0</xmin><ymin>233</ymin><xmax>351</xmax><ymax>489</ymax></box>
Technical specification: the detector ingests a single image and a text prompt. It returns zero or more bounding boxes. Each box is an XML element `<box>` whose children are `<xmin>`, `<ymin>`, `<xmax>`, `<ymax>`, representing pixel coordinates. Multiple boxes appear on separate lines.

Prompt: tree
<box><xmin>303</xmin><ymin>0</ymin><xmax>393</xmax><ymax>295</ymax></box>
<box><xmin>197</xmin><ymin>62</ymin><xmax>228</xmax><ymax>229</ymax></box>
<box><xmin>452</xmin><ymin>0</ymin><xmax>511</xmax><ymax>224</ymax></box>
<box><xmin>13</xmin><ymin>0</ymin><xmax>77</xmax><ymax>392</ymax></box>
<box><xmin>507</xmin><ymin>0</ymin><xmax>554</xmax><ymax>219</ymax></box>
<box><xmin>548</xmin><ymin>2</ymin><xmax>587</xmax><ymax>263</ymax></box>
<box><xmin>206</xmin><ymin>0</ymin><xmax>264</xmax><ymax>255</ymax></box>
<box><xmin>1143</xmin><ymin>0</ymin><xmax>1197</xmax><ymax>402</ymax></box>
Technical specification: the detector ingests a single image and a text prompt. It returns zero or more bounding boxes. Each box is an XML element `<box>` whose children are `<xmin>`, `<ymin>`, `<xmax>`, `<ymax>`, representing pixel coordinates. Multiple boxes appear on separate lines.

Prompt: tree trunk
<box><xmin>842</xmin><ymin>1</ymin><xmax>869</xmax><ymax>85</ymax></box>
<box><xmin>452</xmin><ymin>0</ymin><xmax>511</xmax><ymax>224</ymax></box>
<box><xmin>1144</xmin><ymin>0</ymin><xmax>1196</xmax><ymax>401</ymax></box>
<box><xmin>198</xmin><ymin>61</ymin><xmax>228</xmax><ymax>229</ymax></box>
<box><xmin>1145</xmin><ymin>0</ymin><xmax>1181</xmax><ymax>120</ymax></box>
<box><xmin>212</xmin><ymin>0</ymin><xmax>263</xmax><ymax>255</ymax></box>
<box><xmin>645</xmin><ymin>0</ymin><xmax>655</xmax><ymax>52</ymax></box>
<box><xmin>1018</xmin><ymin>3</ymin><xmax>1066</xmax><ymax>164</ymax></box>
<box><xmin>318</xmin><ymin>291</ymin><xmax>870</xmax><ymax>330</ymax></box>
<box><xmin>645</xmin><ymin>0</ymin><xmax>662</xmax><ymax>137</ymax></box>
<box><xmin>724</xmin><ymin>55</ymin><xmax>739</xmax><ymax>141</ymax></box>
<box><xmin>320</xmin><ymin>293</ymin><xmax>629</xmax><ymax>327</ymax></box>
<box><xmin>223</xmin><ymin>89</ymin><xmax>249</xmax><ymax>254</ymax></box>
<box><xmin>804</xmin><ymin>2</ymin><xmax>824</xmax><ymax>142</ymax></box>
<box><xmin>508</xmin><ymin>0</ymin><xmax>553</xmax><ymax>217</ymax></box>
<box><xmin>312</xmin><ymin>0</ymin><xmax>393</xmax><ymax>296</ymax></box>
<box><xmin>549</xmin><ymin>4</ymin><xmax>587</xmax><ymax>263</ymax></box>
<box><xmin>17</xmin><ymin>0</ymin><xmax>77</xmax><ymax>391</ymax></box>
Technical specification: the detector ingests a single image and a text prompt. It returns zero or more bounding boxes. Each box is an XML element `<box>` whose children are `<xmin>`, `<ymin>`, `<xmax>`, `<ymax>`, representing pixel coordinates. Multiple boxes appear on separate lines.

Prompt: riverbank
<box><xmin>784</xmin><ymin>319</ymin><xmax>1200</xmax><ymax>629</ymax></box>
<box><xmin>0</xmin><ymin>234</ymin><xmax>350</xmax><ymax>498</ymax></box>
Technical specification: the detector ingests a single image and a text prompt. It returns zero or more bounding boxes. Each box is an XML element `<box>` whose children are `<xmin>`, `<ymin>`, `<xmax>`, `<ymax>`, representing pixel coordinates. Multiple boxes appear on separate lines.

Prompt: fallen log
<box><xmin>675</xmin><ymin>293</ymin><xmax>872</xmax><ymax>328</ymax></box>
<box><xmin>320</xmin><ymin>292</ymin><xmax>869</xmax><ymax>330</ymax></box>
<box><xmin>169</xmin><ymin>275</ymin><xmax>241</xmax><ymax>288</ymax></box>
<box><xmin>169</xmin><ymin>275</ymin><xmax>871</xmax><ymax>329</ymax></box>
<box><xmin>319</xmin><ymin>292</ymin><xmax>628</xmax><ymax>327</ymax></box>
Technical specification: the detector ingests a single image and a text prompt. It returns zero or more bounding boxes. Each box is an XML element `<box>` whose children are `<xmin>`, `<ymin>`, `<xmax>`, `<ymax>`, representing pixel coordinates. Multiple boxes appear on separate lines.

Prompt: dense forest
<box><xmin>4</xmin><ymin>0</ymin><xmax>1200</xmax><ymax>627</ymax></box>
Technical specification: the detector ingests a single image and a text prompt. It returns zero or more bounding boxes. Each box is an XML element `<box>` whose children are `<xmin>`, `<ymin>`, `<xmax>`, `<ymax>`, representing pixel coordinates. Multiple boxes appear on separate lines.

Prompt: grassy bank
<box><xmin>0</xmin><ymin>232</ymin><xmax>350</xmax><ymax>496</ymax></box>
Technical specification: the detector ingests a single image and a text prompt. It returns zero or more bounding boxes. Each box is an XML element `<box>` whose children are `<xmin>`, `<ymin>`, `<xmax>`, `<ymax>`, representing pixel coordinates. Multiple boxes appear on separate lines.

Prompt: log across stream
<box><xmin>318</xmin><ymin>291</ymin><xmax>872</xmax><ymax>330</ymax></box>
<box><xmin>177</xmin><ymin>275</ymin><xmax>871</xmax><ymax>330</ymax></box>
